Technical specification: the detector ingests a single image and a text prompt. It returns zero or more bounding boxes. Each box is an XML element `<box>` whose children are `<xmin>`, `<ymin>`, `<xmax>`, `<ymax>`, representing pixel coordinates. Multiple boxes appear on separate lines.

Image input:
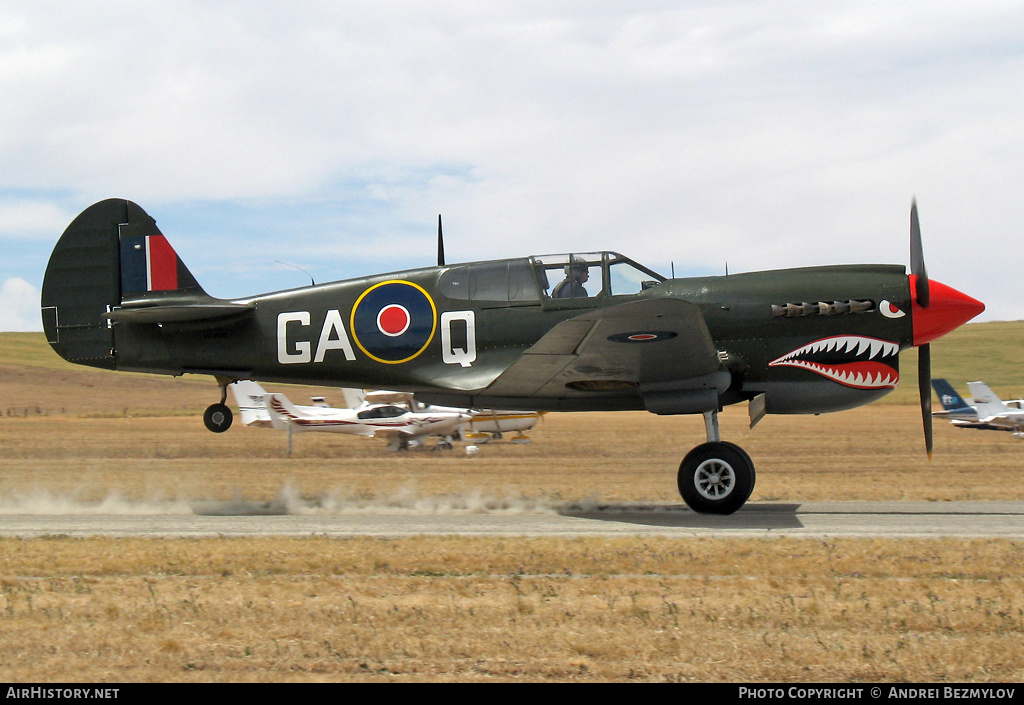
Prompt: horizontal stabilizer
<box><xmin>104</xmin><ymin>302</ymin><xmax>255</xmax><ymax>326</ymax></box>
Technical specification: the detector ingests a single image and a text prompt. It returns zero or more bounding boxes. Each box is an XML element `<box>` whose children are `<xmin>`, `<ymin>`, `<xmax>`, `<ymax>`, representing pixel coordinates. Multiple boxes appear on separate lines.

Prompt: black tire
<box><xmin>677</xmin><ymin>441</ymin><xmax>755</xmax><ymax>515</ymax></box>
<box><xmin>203</xmin><ymin>403</ymin><xmax>233</xmax><ymax>433</ymax></box>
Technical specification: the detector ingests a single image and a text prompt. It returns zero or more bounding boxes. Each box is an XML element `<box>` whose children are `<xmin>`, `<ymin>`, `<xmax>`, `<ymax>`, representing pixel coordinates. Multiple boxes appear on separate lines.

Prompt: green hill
<box><xmin>0</xmin><ymin>332</ymin><xmax>81</xmax><ymax>369</ymax></box>
<box><xmin>891</xmin><ymin>321</ymin><xmax>1024</xmax><ymax>404</ymax></box>
<box><xmin>2</xmin><ymin>320</ymin><xmax>1022</xmax><ymax>405</ymax></box>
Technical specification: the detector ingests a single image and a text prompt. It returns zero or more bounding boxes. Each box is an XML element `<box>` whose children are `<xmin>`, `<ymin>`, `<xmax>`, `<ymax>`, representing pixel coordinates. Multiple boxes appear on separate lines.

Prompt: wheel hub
<box><xmin>694</xmin><ymin>459</ymin><xmax>735</xmax><ymax>500</ymax></box>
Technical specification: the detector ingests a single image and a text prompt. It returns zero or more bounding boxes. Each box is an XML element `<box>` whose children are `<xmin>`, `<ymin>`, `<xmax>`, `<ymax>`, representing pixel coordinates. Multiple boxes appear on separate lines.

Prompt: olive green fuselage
<box><xmin>40</xmin><ymin>198</ymin><xmax>916</xmax><ymax>417</ymax></box>
<box><xmin>106</xmin><ymin>261</ymin><xmax>913</xmax><ymax>415</ymax></box>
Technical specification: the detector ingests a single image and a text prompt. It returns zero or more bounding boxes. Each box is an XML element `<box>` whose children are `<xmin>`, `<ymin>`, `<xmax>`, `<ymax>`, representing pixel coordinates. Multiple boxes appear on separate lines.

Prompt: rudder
<box><xmin>41</xmin><ymin>199</ymin><xmax>205</xmax><ymax>369</ymax></box>
<box><xmin>931</xmin><ymin>379</ymin><xmax>971</xmax><ymax>412</ymax></box>
<box><xmin>967</xmin><ymin>381</ymin><xmax>1011</xmax><ymax>418</ymax></box>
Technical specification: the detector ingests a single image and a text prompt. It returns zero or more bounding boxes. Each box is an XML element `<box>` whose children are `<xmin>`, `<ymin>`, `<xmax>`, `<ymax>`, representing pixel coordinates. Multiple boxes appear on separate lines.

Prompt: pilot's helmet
<box><xmin>564</xmin><ymin>256</ymin><xmax>588</xmax><ymax>277</ymax></box>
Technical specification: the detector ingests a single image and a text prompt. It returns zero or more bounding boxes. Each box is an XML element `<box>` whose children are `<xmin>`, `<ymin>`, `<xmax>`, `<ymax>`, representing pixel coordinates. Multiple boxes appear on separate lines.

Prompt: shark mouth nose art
<box><xmin>769</xmin><ymin>335</ymin><xmax>900</xmax><ymax>389</ymax></box>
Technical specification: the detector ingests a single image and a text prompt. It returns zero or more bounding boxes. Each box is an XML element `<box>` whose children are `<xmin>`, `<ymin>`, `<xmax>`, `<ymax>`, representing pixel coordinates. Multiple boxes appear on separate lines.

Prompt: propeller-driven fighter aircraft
<box><xmin>41</xmin><ymin>199</ymin><xmax>984</xmax><ymax>513</ymax></box>
<box><xmin>932</xmin><ymin>379</ymin><xmax>1024</xmax><ymax>437</ymax></box>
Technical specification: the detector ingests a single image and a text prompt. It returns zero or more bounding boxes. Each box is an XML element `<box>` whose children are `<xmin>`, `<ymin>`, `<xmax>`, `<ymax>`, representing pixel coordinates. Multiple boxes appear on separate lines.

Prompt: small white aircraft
<box><xmin>230</xmin><ymin>380</ymin><xmax>469</xmax><ymax>450</ymax></box>
<box><xmin>229</xmin><ymin>381</ymin><xmax>539</xmax><ymax>451</ymax></box>
<box><xmin>348</xmin><ymin>388</ymin><xmax>541</xmax><ymax>444</ymax></box>
<box><xmin>932</xmin><ymin>379</ymin><xmax>1024</xmax><ymax>438</ymax></box>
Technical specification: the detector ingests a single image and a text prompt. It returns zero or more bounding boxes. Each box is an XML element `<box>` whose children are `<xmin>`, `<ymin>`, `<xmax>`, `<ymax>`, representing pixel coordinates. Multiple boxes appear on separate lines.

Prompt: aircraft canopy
<box><xmin>437</xmin><ymin>252</ymin><xmax>663</xmax><ymax>304</ymax></box>
<box><xmin>530</xmin><ymin>252</ymin><xmax>664</xmax><ymax>300</ymax></box>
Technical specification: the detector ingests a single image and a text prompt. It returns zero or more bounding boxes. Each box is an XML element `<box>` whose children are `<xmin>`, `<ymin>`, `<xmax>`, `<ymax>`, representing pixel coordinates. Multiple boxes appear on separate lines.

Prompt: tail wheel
<box><xmin>203</xmin><ymin>403</ymin><xmax>233</xmax><ymax>433</ymax></box>
<box><xmin>678</xmin><ymin>441</ymin><xmax>755</xmax><ymax>515</ymax></box>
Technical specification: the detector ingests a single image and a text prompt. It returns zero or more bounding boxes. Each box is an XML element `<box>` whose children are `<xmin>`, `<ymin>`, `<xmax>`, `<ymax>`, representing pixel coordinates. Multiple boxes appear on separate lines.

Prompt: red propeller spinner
<box><xmin>910</xmin><ymin>274</ymin><xmax>985</xmax><ymax>347</ymax></box>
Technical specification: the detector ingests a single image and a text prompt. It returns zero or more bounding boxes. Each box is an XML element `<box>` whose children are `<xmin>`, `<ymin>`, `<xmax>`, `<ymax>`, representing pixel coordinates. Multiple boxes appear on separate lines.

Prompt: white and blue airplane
<box><xmin>932</xmin><ymin>379</ymin><xmax>1024</xmax><ymax>438</ymax></box>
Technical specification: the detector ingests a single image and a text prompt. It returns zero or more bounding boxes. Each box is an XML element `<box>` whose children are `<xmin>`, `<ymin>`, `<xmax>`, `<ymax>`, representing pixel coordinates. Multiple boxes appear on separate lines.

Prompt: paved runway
<box><xmin>2</xmin><ymin>501</ymin><xmax>1024</xmax><ymax>538</ymax></box>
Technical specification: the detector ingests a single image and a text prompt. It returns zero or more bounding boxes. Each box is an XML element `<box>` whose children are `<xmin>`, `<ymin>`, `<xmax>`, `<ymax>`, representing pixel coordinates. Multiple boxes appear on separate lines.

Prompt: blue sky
<box><xmin>2</xmin><ymin>1</ymin><xmax>1022</xmax><ymax>330</ymax></box>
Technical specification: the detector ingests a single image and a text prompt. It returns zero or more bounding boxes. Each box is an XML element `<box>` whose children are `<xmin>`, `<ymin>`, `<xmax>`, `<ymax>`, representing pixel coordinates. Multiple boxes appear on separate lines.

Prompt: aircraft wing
<box><xmin>369</xmin><ymin>419</ymin><xmax>457</xmax><ymax>439</ymax></box>
<box><xmin>370</xmin><ymin>429</ymin><xmax>413</xmax><ymax>439</ymax></box>
<box><xmin>482</xmin><ymin>298</ymin><xmax>724</xmax><ymax>402</ymax></box>
<box><xmin>363</xmin><ymin>390</ymin><xmax>416</xmax><ymax>405</ymax></box>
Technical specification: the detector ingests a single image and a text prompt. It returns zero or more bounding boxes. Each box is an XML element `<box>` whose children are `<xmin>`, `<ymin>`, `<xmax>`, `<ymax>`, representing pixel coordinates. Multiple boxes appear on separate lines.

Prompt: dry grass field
<box><xmin>1</xmin><ymin>328</ymin><xmax>1023</xmax><ymax>682</ymax></box>
<box><xmin>2</xmin><ymin>536</ymin><xmax>1023</xmax><ymax>682</ymax></box>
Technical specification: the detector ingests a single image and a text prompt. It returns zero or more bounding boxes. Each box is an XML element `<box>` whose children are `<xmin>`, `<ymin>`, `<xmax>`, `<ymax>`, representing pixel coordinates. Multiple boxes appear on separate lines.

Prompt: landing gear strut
<box><xmin>203</xmin><ymin>377</ymin><xmax>234</xmax><ymax>433</ymax></box>
<box><xmin>677</xmin><ymin>410</ymin><xmax>755</xmax><ymax>515</ymax></box>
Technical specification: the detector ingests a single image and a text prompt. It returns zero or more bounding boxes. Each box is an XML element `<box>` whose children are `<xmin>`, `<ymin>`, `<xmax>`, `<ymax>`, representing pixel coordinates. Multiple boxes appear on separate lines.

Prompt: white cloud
<box><xmin>0</xmin><ymin>200</ymin><xmax>74</xmax><ymax>240</ymax></box>
<box><xmin>0</xmin><ymin>1</ymin><xmax>1022</xmax><ymax>319</ymax></box>
<box><xmin>0</xmin><ymin>278</ymin><xmax>41</xmax><ymax>332</ymax></box>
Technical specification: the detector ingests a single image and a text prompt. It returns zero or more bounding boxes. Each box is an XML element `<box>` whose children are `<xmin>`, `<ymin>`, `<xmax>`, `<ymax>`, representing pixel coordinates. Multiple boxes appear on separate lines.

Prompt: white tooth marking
<box><xmin>768</xmin><ymin>335</ymin><xmax>901</xmax><ymax>389</ymax></box>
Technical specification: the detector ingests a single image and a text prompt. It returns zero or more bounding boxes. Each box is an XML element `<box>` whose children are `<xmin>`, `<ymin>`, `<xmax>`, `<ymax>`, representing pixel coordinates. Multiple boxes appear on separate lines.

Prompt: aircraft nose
<box><xmin>910</xmin><ymin>275</ymin><xmax>985</xmax><ymax>346</ymax></box>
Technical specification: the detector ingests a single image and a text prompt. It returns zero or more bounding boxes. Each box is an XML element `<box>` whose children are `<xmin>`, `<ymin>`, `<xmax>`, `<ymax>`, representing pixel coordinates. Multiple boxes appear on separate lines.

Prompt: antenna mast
<box><xmin>437</xmin><ymin>215</ymin><xmax>445</xmax><ymax>266</ymax></box>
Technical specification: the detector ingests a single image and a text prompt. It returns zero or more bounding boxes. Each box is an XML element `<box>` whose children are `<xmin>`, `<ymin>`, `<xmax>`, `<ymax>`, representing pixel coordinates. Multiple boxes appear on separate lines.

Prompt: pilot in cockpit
<box><xmin>552</xmin><ymin>259</ymin><xmax>590</xmax><ymax>298</ymax></box>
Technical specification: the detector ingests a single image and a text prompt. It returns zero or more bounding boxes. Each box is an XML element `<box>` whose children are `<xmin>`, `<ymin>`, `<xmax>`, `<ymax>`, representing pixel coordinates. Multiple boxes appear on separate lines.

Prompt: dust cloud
<box><xmin>0</xmin><ymin>484</ymin><xmax>562</xmax><ymax>517</ymax></box>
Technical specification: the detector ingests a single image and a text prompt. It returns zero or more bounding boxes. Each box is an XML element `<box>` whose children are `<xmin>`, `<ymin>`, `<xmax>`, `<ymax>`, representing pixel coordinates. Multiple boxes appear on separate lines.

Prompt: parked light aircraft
<box><xmin>932</xmin><ymin>379</ymin><xmax>1024</xmax><ymax>437</ymax></box>
<box><xmin>41</xmin><ymin>199</ymin><xmax>984</xmax><ymax>513</ymax></box>
<box><xmin>229</xmin><ymin>380</ymin><xmax>538</xmax><ymax>447</ymax></box>
<box><xmin>229</xmin><ymin>380</ymin><xmax>469</xmax><ymax>450</ymax></box>
<box><xmin>343</xmin><ymin>388</ymin><xmax>541</xmax><ymax>443</ymax></box>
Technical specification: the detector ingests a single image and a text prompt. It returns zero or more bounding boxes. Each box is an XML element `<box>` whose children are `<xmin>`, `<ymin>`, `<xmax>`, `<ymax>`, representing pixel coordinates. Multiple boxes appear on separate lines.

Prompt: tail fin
<box><xmin>265</xmin><ymin>392</ymin><xmax>304</xmax><ymax>431</ymax></box>
<box><xmin>229</xmin><ymin>380</ymin><xmax>272</xmax><ymax>427</ymax></box>
<box><xmin>966</xmin><ymin>381</ymin><xmax>1011</xmax><ymax>419</ymax></box>
<box><xmin>41</xmin><ymin>199</ymin><xmax>208</xmax><ymax>369</ymax></box>
<box><xmin>339</xmin><ymin>388</ymin><xmax>367</xmax><ymax>409</ymax></box>
<box><xmin>931</xmin><ymin>379</ymin><xmax>973</xmax><ymax>412</ymax></box>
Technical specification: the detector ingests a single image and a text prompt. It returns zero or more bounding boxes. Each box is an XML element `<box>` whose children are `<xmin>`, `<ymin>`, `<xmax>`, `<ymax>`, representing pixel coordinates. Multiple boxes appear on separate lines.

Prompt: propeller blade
<box><xmin>437</xmin><ymin>214</ymin><xmax>445</xmax><ymax>267</ymax></box>
<box><xmin>910</xmin><ymin>200</ymin><xmax>929</xmax><ymax>307</ymax></box>
<box><xmin>912</xmin><ymin>201</ymin><xmax>933</xmax><ymax>457</ymax></box>
<box><xmin>919</xmin><ymin>343</ymin><xmax>933</xmax><ymax>459</ymax></box>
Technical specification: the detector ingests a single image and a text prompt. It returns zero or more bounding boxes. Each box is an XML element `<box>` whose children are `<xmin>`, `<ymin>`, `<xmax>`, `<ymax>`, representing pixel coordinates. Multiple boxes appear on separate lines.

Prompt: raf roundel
<box><xmin>607</xmin><ymin>331</ymin><xmax>679</xmax><ymax>344</ymax></box>
<box><xmin>351</xmin><ymin>281</ymin><xmax>437</xmax><ymax>364</ymax></box>
<box><xmin>377</xmin><ymin>304</ymin><xmax>411</xmax><ymax>337</ymax></box>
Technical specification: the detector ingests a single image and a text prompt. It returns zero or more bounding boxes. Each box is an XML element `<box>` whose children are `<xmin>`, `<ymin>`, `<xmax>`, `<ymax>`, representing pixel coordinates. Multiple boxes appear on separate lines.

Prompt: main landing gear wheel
<box><xmin>677</xmin><ymin>441</ymin><xmax>755</xmax><ymax>515</ymax></box>
<box><xmin>203</xmin><ymin>403</ymin><xmax>233</xmax><ymax>433</ymax></box>
<box><xmin>203</xmin><ymin>375</ymin><xmax>236</xmax><ymax>433</ymax></box>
